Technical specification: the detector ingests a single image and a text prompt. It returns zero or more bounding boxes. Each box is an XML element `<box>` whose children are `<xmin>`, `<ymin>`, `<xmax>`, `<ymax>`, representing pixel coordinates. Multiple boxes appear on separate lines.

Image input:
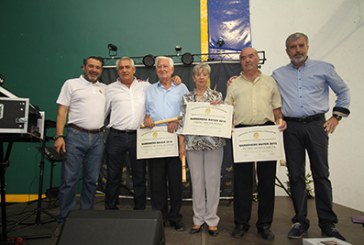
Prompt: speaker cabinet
<box><xmin>57</xmin><ymin>210</ymin><xmax>165</xmax><ymax>245</ymax></box>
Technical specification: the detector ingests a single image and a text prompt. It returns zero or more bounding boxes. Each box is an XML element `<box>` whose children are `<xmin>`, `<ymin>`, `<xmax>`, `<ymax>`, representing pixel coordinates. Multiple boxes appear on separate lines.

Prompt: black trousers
<box><xmin>148</xmin><ymin>156</ymin><xmax>183</xmax><ymax>223</ymax></box>
<box><xmin>104</xmin><ymin>130</ymin><xmax>146</xmax><ymax>210</ymax></box>
<box><xmin>233</xmin><ymin>161</ymin><xmax>276</xmax><ymax>229</ymax></box>
<box><xmin>233</xmin><ymin>121</ymin><xmax>276</xmax><ymax>230</ymax></box>
<box><xmin>284</xmin><ymin>118</ymin><xmax>338</xmax><ymax>228</ymax></box>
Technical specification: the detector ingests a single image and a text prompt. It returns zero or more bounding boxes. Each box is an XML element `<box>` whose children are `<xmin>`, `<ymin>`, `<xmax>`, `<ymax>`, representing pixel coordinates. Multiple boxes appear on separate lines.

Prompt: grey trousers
<box><xmin>187</xmin><ymin>147</ymin><xmax>224</xmax><ymax>227</ymax></box>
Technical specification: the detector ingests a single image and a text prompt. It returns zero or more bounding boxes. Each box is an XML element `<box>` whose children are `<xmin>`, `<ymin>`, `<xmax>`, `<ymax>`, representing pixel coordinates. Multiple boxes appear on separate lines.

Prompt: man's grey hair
<box><xmin>155</xmin><ymin>56</ymin><xmax>174</xmax><ymax>68</ymax></box>
<box><xmin>285</xmin><ymin>32</ymin><xmax>309</xmax><ymax>48</ymax></box>
<box><xmin>115</xmin><ymin>57</ymin><xmax>135</xmax><ymax>69</ymax></box>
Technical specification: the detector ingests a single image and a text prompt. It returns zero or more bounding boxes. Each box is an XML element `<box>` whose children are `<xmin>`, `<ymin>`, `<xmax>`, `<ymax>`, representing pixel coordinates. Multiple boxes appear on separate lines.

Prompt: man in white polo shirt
<box><xmin>54</xmin><ymin>56</ymin><xmax>106</xmax><ymax>223</ymax></box>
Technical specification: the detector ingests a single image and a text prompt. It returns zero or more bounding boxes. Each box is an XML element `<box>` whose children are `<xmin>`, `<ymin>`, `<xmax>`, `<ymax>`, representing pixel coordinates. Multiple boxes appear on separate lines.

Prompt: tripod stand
<box><xmin>35</xmin><ymin>138</ymin><xmax>58</xmax><ymax>224</ymax></box>
<box><xmin>13</xmin><ymin>123</ymin><xmax>59</xmax><ymax>239</ymax></box>
<box><xmin>275</xmin><ymin>176</ymin><xmax>292</xmax><ymax>198</ymax></box>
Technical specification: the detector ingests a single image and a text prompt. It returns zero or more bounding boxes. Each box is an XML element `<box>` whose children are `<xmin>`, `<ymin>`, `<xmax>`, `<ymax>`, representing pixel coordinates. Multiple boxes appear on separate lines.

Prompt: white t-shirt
<box><xmin>56</xmin><ymin>75</ymin><xmax>106</xmax><ymax>129</ymax></box>
<box><xmin>105</xmin><ymin>78</ymin><xmax>150</xmax><ymax>130</ymax></box>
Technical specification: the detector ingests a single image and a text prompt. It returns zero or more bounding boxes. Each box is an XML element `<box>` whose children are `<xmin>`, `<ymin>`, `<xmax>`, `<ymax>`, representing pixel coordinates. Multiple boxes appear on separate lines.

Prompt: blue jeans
<box><xmin>58</xmin><ymin>127</ymin><xmax>104</xmax><ymax>223</ymax></box>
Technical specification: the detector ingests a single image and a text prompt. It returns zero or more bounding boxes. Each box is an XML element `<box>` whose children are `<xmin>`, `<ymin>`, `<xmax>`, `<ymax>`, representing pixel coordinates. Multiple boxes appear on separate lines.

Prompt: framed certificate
<box><xmin>181</xmin><ymin>102</ymin><xmax>233</xmax><ymax>138</ymax></box>
<box><xmin>232</xmin><ymin>125</ymin><xmax>285</xmax><ymax>163</ymax></box>
<box><xmin>137</xmin><ymin>126</ymin><xmax>178</xmax><ymax>159</ymax></box>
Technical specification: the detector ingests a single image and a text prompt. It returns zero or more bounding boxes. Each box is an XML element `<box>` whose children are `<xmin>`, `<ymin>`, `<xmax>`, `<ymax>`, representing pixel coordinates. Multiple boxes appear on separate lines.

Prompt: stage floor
<box><xmin>2</xmin><ymin>195</ymin><xmax>363</xmax><ymax>245</ymax></box>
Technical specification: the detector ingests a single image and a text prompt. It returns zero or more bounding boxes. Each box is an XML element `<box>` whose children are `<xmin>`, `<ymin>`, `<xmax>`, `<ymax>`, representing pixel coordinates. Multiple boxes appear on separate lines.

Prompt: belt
<box><xmin>235</xmin><ymin>121</ymin><xmax>275</xmax><ymax>128</ymax></box>
<box><xmin>284</xmin><ymin>114</ymin><xmax>325</xmax><ymax>123</ymax></box>
<box><xmin>109</xmin><ymin>128</ymin><xmax>136</xmax><ymax>134</ymax></box>
<box><xmin>68</xmin><ymin>124</ymin><xmax>103</xmax><ymax>134</ymax></box>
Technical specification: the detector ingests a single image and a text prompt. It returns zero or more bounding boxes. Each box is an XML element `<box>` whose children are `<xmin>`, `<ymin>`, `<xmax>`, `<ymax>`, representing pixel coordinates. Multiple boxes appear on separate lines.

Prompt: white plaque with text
<box><xmin>182</xmin><ymin>102</ymin><xmax>233</xmax><ymax>138</ymax></box>
<box><xmin>137</xmin><ymin>126</ymin><xmax>178</xmax><ymax>159</ymax></box>
<box><xmin>232</xmin><ymin>125</ymin><xmax>285</xmax><ymax>163</ymax></box>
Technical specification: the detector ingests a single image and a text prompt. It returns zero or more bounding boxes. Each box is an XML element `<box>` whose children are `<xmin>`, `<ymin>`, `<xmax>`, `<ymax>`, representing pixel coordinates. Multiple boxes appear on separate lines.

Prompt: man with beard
<box><xmin>272</xmin><ymin>32</ymin><xmax>350</xmax><ymax>241</ymax></box>
<box><xmin>55</xmin><ymin>56</ymin><xmax>106</xmax><ymax>223</ymax></box>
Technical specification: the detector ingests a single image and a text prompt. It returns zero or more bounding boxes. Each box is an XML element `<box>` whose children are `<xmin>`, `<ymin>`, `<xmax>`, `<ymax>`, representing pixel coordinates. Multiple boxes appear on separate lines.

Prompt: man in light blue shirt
<box><xmin>143</xmin><ymin>56</ymin><xmax>189</xmax><ymax>231</ymax></box>
<box><xmin>272</xmin><ymin>32</ymin><xmax>350</xmax><ymax>241</ymax></box>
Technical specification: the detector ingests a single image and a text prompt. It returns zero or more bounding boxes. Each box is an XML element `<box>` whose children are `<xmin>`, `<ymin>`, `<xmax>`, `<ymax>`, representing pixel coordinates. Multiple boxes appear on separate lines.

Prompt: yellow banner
<box><xmin>200</xmin><ymin>0</ymin><xmax>208</xmax><ymax>57</ymax></box>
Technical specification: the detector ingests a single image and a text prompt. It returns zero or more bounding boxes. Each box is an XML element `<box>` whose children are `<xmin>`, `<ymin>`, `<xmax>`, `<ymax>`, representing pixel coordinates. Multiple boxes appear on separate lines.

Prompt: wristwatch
<box><xmin>333</xmin><ymin>114</ymin><xmax>342</xmax><ymax>121</ymax></box>
<box><xmin>55</xmin><ymin>135</ymin><xmax>65</xmax><ymax>140</ymax></box>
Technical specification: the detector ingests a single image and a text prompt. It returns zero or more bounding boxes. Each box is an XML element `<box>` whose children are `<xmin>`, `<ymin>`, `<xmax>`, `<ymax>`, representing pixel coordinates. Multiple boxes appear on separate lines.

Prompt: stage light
<box><xmin>216</xmin><ymin>37</ymin><xmax>224</xmax><ymax>47</ymax></box>
<box><xmin>142</xmin><ymin>54</ymin><xmax>155</xmax><ymax>67</ymax></box>
<box><xmin>108</xmin><ymin>43</ymin><xmax>118</xmax><ymax>51</ymax></box>
<box><xmin>107</xmin><ymin>43</ymin><xmax>118</xmax><ymax>57</ymax></box>
<box><xmin>181</xmin><ymin>52</ymin><xmax>194</xmax><ymax>65</ymax></box>
<box><xmin>175</xmin><ymin>45</ymin><xmax>182</xmax><ymax>56</ymax></box>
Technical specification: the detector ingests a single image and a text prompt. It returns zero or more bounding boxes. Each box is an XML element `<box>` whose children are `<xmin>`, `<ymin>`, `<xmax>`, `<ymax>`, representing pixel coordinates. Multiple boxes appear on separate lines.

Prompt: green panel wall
<box><xmin>0</xmin><ymin>0</ymin><xmax>200</xmax><ymax>194</ymax></box>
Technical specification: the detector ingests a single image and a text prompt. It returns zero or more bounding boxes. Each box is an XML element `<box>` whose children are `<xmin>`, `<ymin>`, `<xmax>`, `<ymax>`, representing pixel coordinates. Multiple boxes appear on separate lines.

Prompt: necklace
<box><xmin>195</xmin><ymin>89</ymin><xmax>206</xmax><ymax>101</ymax></box>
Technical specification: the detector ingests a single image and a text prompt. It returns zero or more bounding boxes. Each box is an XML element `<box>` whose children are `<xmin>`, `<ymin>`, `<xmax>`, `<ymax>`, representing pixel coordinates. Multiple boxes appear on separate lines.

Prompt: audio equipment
<box><xmin>57</xmin><ymin>210</ymin><xmax>165</xmax><ymax>245</ymax></box>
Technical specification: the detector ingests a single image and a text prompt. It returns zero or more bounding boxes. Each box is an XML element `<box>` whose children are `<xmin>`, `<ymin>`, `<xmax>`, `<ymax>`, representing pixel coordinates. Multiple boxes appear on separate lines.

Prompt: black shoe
<box><xmin>258</xmin><ymin>226</ymin><xmax>275</xmax><ymax>241</ymax></box>
<box><xmin>288</xmin><ymin>222</ymin><xmax>308</xmax><ymax>239</ymax></box>
<box><xmin>321</xmin><ymin>226</ymin><xmax>346</xmax><ymax>241</ymax></box>
<box><xmin>170</xmin><ymin>220</ymin><xmax>185</xmax><ymax>232</ymax></box>
<box><xmin>207</xmin><ymin>227</ymin><xmax>218</xmax><ymax>237</ymax></box>
<box><xmin>190</xmin><ymin>224</ymin><xmax>203</xmax><ymax>234</ymax></box>
<box><xmin>232</xmin><ymin>224</ymin><xmax>249</xmax><ymax>238</ymax></box>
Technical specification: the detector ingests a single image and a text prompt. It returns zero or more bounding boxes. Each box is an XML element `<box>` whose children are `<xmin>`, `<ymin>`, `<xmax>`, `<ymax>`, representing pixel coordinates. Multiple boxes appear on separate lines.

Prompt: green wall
<box><xmin>0</xmin><ymin>0</ymin><xmax>200</xmax><ymax>194</ymax></box>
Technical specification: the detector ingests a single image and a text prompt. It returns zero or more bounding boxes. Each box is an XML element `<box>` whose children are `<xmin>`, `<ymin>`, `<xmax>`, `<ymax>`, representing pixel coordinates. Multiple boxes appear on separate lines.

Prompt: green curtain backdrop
<box><xmin>0</xmin><ymin>0</ymin><xmax>200</xmax><ymax>195</ymax></box>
